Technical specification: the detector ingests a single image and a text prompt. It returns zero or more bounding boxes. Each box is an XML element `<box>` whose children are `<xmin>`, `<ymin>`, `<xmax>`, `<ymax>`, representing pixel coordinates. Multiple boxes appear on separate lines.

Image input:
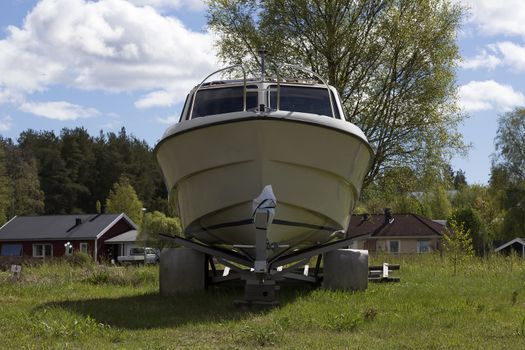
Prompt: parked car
<box><xmin>117</xmin><ymin>247</ymin><xmax>159</xmax><ymax>265</ymax></box>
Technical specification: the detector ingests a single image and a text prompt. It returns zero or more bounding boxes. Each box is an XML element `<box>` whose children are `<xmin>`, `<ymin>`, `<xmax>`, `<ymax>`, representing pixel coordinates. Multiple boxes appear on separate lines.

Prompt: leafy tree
<box><xmin>449</xmin><ymin>207</ymin><xmax>484</xmax><ymax>255</ymax></box>
<box><xmin>105</xmin><ymin>176</ymin><xmax>144</xmax><ymax>227</ymax></box>
<box><xmin>494</xmin><ymin>108</ymin><xmax>525</xmax><ymax>182</ymax></box>
<box><xmin>443</xmin><ymin>219</ymin><xmax>474</xmax><ymax>275</ymax></box>
<box><xmin>451</xmin><ymin>184</ymin><xmax>500</xmax><ymax>246</ymax></box>
<box><xmin>490</xmin><ymin>108</ymin><xmax>525</xmax><ymax>240</ymax></box>
<box><xmin>392</xmin><ymin>194</ymin><xmax>431</xmax><ymax>217</ymax></box>
<box><xmin>141</xmin><ymin>211</ymin><xmax>182</xmax><ymax>249</ymax></box>
<box><xmin>11</xmin><ymin>157</ymin><xmax>45</xmax><ymax>216</ymax></box>
<box><xmin>425</xmin><ymin>185</ymin><xmax>452</xmax><ymax>220</ymax></box>
<box><xmin>208</xmin><ymin>0</ymin><xmax>466</xmax><ymax>186</ymax></box>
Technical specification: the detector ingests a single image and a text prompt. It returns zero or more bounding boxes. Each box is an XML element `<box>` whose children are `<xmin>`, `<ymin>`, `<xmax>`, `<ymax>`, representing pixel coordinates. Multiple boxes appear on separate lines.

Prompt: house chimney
<box><xmin>75</xmin><ymin>218</ymin><xmax>82</xmax><ymax>226</ymax></box>
<box><xmin>384</xmin><ymin>208</ymin><xmax>393</xmax><ymax>224</ymax></box>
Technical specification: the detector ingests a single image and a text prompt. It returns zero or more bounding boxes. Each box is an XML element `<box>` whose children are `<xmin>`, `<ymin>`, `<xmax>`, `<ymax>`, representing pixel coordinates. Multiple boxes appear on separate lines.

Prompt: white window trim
<box><xmin>32</xmin><ymin>243</ymin><xmax>53</xmax><ymax>258</ymax></box>
<box><xmin>417</xmin><ymin>240</ymin><xmax>431</xmax><ymax>253</ymax></box>
<box><xmin>388</xmin><ymin>240</ymin><xmax>400</xmax><ymax>253</ymax></box>
<box><xmin>80</xmin><ymin>242</ymin><xmax>88</xmax><ymax>254</ymax></box>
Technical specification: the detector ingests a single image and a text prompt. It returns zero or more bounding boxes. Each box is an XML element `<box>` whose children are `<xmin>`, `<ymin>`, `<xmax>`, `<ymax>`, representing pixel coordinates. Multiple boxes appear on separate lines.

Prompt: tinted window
<box><xmin>191</xmin><ymin>86</ymin><xmax>257</xmax><ymax>118</ymax></box>
<box><xmin>1</xmin><ymin>244</ymin><xmax>23</xmax><ymax>256</ymax></box>
<box><xmin>269</xmin><ymin>86</ymin><xmax>339</xmax><ymax>118</ymax></box>
<box><xmin>130</xmin><ymin>248</ymin><xmax>144</xmax><ymax>255</ymax></box>
<box><xmin>389</xmin><ymin>240</ymin><xmax>400</xmax><ymax>253</ymax></box>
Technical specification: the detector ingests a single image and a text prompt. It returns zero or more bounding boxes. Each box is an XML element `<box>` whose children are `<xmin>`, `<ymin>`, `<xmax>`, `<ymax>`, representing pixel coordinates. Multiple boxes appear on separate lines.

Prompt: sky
<box><xmin>0</xmin><ymin>0</ymin><xmax>524</xmax><ymax>185</ymax></box>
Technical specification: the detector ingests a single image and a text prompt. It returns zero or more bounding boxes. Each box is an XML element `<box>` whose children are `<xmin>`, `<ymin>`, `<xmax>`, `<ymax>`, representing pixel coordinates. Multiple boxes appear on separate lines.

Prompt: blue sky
<box><xmin>1</xmin><ymin>0</ymin><xmax>524</xmax><ymax>185</ymax></box>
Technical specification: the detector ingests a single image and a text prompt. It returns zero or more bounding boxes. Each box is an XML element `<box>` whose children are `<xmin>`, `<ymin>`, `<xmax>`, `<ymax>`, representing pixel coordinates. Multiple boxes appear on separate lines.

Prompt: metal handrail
<box><xmin>188</xmin><ymin>62</ymin><xmax>336</xmax><ymax>119</ymax></box>
<box><xmin>189</xmin><ymin>64</ymin><xmax>247</xmax><ymax>119</ymax></box>
<box><xmin>276</xmin><ymin>63</ymin><xmax>336</xmax><ymax>118</ymax></box>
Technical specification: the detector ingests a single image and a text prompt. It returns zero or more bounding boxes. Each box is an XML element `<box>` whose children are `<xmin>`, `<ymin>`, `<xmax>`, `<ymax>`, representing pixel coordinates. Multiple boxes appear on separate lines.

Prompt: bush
<box><xmin>65</xmin><ymin>252</ymin><xmax>93</xmax><ymax>267</ymax></box>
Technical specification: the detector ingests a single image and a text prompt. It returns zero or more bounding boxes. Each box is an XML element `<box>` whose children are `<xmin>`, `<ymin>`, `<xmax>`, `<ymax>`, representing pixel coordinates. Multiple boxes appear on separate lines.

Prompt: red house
<box><xmin>0</xmin><ymin>213</ymin><xmax>137</xmax><ymax>261</ymax></box>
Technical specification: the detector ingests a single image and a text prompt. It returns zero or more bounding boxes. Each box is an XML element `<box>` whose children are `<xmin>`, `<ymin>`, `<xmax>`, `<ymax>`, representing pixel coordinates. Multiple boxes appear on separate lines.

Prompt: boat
<box><xmin>154</xmin><ymin>62</ymin><xmax>374</xmax><ymax>263</ymax></box>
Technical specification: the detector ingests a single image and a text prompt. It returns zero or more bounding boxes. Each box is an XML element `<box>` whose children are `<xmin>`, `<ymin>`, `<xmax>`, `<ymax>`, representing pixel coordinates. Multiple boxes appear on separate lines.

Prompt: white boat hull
<box><xmin>155</xmin><ymin>111</ymin><xmax>373</xmax><ymax>259</ymax></box>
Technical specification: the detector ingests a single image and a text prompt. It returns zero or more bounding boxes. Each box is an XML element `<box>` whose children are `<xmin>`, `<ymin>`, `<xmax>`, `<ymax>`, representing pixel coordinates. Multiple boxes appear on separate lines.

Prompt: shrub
<box><xmin>65</xmin><ymin>252</ymin><xmax>93</xmax><ymax>267</ymax></box>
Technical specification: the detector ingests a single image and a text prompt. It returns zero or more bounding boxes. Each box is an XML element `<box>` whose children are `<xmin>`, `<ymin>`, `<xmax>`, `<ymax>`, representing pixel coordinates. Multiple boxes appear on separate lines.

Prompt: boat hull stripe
<box><xmin>186</xmin><ymin>218</ymin><xmax>339</xmax><ymax>235</ymax></box>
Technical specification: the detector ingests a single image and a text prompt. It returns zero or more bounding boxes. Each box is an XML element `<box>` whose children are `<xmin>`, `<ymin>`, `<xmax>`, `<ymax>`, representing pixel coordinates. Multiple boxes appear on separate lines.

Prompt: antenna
<box><xmin>258</xmin><ymin>47</ymin><xmax>268</xmax><ymax>82</ymax></box>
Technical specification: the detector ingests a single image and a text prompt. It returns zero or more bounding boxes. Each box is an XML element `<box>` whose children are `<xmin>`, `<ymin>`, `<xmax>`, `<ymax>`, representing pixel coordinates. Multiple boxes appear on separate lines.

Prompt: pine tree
<box><xmin>0</xmin><ymin>144</ymin><xmax>12</xmax><ymax>224</ymax></box>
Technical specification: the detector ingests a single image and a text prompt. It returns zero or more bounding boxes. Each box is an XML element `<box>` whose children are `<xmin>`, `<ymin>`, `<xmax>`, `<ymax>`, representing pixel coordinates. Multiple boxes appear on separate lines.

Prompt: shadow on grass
<box><xmin>36</xmin><ymin>285</ymin><xmax>314</xmax><ymax>330</ymax></box>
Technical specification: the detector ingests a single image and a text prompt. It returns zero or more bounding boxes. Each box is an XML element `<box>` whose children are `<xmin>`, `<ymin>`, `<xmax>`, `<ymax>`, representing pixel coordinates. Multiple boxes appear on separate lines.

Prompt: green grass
<box><xmin>1</xmin><ymin>255</ymin><xmax>525</xmax><ymax>349</ymax></box>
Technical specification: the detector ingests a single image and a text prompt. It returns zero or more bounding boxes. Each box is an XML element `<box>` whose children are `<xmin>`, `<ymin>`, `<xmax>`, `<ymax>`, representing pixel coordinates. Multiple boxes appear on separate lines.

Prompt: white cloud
<box><xmin>19</xmin><ymin>101</ymin><xmax>100</xmax><ymax>121</ymax></box>
<box><xmin>461</xmin><ymin>0</ymin><xmax>525</xmax><ymax>37</ymax></box>
<box><xmin>490</xmin><ymin>41</ymin><xmax>525</xmax><ymax>71</ymax></box>
<box><xmin>156</xmin><ymin>115</ymin><xmax>180</xmax><ymax>124</ymax></box>
<box><xmin>135</xmin><ymin>90</ymin><xmax>175</xmax><ymax>109</ymax></box>
<box><xmin>461</xmin><ymin>50</ymin><xmax>501</xmax><ymax>70</ymax></box>
<box><xmin>458</xmin><ymin>80</ymin><xmax>525</xmax><ymax>112</ymax></box>
<box><xmin>0</xmin><ymin>116</ymin><xmax>13</xmax><ymax>132</ymax></box>
<box><xmin>128</xmin><ymin>0</ymin><xmax>205</xmax><ymax>12</ymax></box>
<box><xmin>462</xmin><ymin>41</ymin><xmax>525</xmax><ymax>72</ymax></box>
<box><xmin>0</xmin><ymin>0</ymin><xmax>216</xmax><ymax>108</ymax></box>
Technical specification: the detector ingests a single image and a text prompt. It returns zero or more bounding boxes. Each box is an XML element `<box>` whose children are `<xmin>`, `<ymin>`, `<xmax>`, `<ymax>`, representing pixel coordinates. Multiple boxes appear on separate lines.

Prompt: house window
<box><xmin>418</xmin><ymin>240</ymin><xmax>430</xmax><ymax>253</ymax></box>
<box><xmin>1</xmin><ymin>244</ymin><xmax>23</xmax><ymax>256</ymax></box>
<box><xmin>389</xmin><ymin>240</ymin><xmax>400</xmax><ymax>253</ymax></box>
<box><xmin>33</xmin><ymin>244</ymin><xmax>53</xmax><ymax>258</ymax></box>
<box><xmin>80</xmin><ymin>242</ymin><xmax>88</xmax><ymax>254</ymax></box>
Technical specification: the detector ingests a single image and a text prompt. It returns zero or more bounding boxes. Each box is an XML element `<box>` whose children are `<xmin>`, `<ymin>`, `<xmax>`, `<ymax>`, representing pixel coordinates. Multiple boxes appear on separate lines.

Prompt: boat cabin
<box><xmin>178</xmin><ymin>81</ymin><xmax>345</xmax><ymax>122</ymax></box>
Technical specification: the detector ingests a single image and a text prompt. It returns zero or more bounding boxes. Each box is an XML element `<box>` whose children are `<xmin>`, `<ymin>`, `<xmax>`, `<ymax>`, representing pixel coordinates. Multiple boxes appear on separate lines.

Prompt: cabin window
<box><xmin>190</xmin><ymin>86</ymin><xmax>258</xmax><ymax>119</ymax></box>
<box><xmin>417</xmin><ymin>240</ymin><xmax>430</xmax><ymax>253</ymax></box>
<box><xmin>269</xmin><ymin>86</ymin><xmax>340</xmax><ymax>118</ymax></box>
<box><xmin>80</xmin><ymin>242</ymin><xmax>88</xmax><ymax>254</ymax></box>
<box><xmin>33</xmin><ymin>244</ymin><xmax>53</xmax><ymax>258</ymax></box>
<box><xmin>1</xmin><ymin>244</ymin><xmax>23</xmax><ymax>256</ymax></box>
<box><xmin>389</xmin><ymin>240</ymin><xmax>400</xmax><ymax>253</ymax></box>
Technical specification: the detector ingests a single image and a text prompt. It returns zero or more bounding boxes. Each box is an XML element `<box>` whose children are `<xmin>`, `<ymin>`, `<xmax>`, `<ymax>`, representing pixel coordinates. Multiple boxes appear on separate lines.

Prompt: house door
<box><xmin>106</xmin><ymin>245</ymin><xmax>119</xmax><ymax>262</ymax></box>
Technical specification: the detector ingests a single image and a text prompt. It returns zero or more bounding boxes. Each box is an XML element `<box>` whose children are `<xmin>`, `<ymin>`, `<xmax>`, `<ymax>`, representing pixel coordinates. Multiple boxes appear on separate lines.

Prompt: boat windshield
<box><xmin>189</xmin><ymin>84</ymin><xmax>340</xmax><ymax>119</ymax></box>
<box><xmin>270</xmin><ymin>85</ymin><xmax>339</xmax><ymax>118</ymax></box>
<box><xmin>192</xmin><ymin>86</ymin><xmax>258</xmax><ymax>118</ymax></box>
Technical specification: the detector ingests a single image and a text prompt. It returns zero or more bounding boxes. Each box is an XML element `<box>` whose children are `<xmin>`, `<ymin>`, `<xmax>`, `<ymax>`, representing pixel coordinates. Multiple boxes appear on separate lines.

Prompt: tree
<box><xmin>448</xmin><ymin>207</ymin><xmax>484</xmax><ymax>256</ymax></box>
<box><xmin>443</xmin><ymin>219</ymin><xmax>474</xmax><ymax>275</ymax></box>
<box><xmin>490</xmin><ymin>108</ymin><xmax>525</xmax><ymax>240</ymax></box>
<box><xmin>11</xmin><ymin>157</ymin><xmax>45</xmax><ymax>216</ymax></box>
<box><xmin>105</xmin><ymin>176</ymin><xmax>144</xmax><ymax>227</ymax></box>
<box><xmin>141</xmin><ymin>211</ymin><xmax>182</xmax><ymax>249</ymax></box>
<box><xmin>0</xmin><ymin>144</ymin><xmax>12</xmax><ymax>224</ymax></box>
<box><xmin>453</xmin><ymin>169</ymin><xmax>467</xmax><ymax>190</ymax></box>
<box><xmin>61</xmin><ymin>128</ymin><xmax>96</xmax><ymax>212</ymax></box>
<box><xmin>18</xmin><ymin>130</ymin><xmax>75</xmax><ymax>214</ymax></box>
<box><xmin>425</xmin><ymin>185</ymin><xmax>452</xmax><ymax>220</ymax></box>
<box><xmin>208</xmin><ymin>0</ymin><xmax>466</xmax><ymax>186</ymax></box>
<box><xmin>494</xmin><ymin>108</ymin><xmax>525</xmax><ymax>182</ymax></box>
<box><xmin>451</xmin><ymin>184</ymin><xmax>500</xmax><ymax>246</ymax></box>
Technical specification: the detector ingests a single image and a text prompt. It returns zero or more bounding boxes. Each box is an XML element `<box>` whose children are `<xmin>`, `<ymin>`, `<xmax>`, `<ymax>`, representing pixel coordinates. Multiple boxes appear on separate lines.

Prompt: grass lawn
<box><xmin>1</xmin><ymin>254</ymin><xmax>525</xmax><ymax>349</ymax></box>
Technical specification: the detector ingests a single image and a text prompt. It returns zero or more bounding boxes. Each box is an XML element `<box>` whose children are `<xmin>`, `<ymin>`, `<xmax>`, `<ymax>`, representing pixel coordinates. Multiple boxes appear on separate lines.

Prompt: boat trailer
<box><xmin>159</xmin><ymin>185</ymin><xmax>368</xmax><ymax>306</ymax></box>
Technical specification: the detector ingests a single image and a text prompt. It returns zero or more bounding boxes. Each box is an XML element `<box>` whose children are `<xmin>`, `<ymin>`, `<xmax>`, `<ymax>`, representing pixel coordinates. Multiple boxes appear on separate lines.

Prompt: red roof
<box><xmin>348</xmin><ymin>213</ymin><xmax>445</xmax><ymax>239</ymax></box>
